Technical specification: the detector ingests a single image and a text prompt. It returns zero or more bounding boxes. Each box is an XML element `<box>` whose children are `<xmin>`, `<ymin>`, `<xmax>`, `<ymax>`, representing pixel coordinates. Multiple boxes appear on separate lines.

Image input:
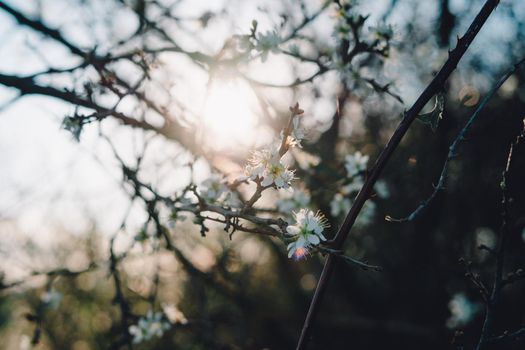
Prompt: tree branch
<box><xmin>296</xmin><ymin>1</ymin><xmax>501</xmax><ymax>348</ymax></box>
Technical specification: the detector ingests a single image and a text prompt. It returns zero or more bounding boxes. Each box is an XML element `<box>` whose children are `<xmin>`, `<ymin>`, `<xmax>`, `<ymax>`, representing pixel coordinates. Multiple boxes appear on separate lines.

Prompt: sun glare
<box><xmin>201</xmin><ymin>79</ymin><xmax>259</xmax><ymax>150</ymax></box>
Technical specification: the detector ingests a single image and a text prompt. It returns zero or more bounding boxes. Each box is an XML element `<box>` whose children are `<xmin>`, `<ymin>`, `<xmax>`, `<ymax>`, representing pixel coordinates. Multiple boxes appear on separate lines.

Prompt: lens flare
<box><xmin>201</xmin><ymin>79</ymin><xmax>258</xmax><ymax>150</ymax></box>
<box><xmin>293</xmin><ymin>247</ymin><xmax>309</xmax><ymax>260</ymax></box>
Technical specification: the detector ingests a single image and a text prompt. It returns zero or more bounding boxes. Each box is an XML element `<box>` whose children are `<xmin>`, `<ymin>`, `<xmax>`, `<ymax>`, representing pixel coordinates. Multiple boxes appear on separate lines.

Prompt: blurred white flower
<box><xmin>286</xmin><ymin>209</ymin><xmax>328</xmax><ymax>259</ymax></box>
<box><xmin>342</xmin><ymin>177</ymin><xmax>364</xmax><ymax>195</ymax></box>
<box><xmin>255</xmin><ymin>30</ymin><xmax>280</xmax><ymax>62</ymax></box>
<box><xmin>129</xmin><ymin>310</ymin><xmax>171</xmax><ymax>344</ymax></box>
<box><xmin>330</xmin><ymin>195</ymin><xmax>376</xmax><ymax>227</ymax></box>
<box><xmin>330</xmin><ymin>193</ymin><xmax>351</xmax><ymax>218</ymax></box>
<box><xmin>276</xmin><ymin>189</ymin><xmax>311</xmax><ymax>214</ymax></box>
<box><xmin>375</xmin><ymin>180</ymin><xmax>390</xmax><ymax>199</ymax></box>
<box><xmin>475</xmin><ymin>227</ymin><xmax>496</xmax><ymax>249</ymax></box>
<box><xmin>344</xmin><ymin>151</ymin><xmax>369</xmax><ymax>177</ymax></box>
<box><xmin>199</xmin><ymin>174</ymin><xmax>228</xmax><ymax>203</ymax></box>
<box><xmin>446</xmin><ymin>293</ymin><xmax>480</xmax><ymax>328</ymax></box>
<box><xmin>41</xmin><ymin>289</ymin><xmax>62</xmax><ymax>309</ymax></box>
<box><xmin>356</xmin><ymin>201</ymin><xmax>376</xmax><ymax>226</ymax></box>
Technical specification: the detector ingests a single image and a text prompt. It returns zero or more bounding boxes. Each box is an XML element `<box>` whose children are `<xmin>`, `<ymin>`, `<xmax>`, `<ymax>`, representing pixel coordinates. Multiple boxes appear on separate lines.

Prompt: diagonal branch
<box><xmin>0</xmin><ymin>1</ymin><xmax>85</xmax><ymax>57</ymax></box>
<box><xmin>0</xmin><ymin>73</ymin><xmax>162</xmax><ymax>132</ymax></box>
<box><xmin>387</xmin><ymin>56</ymin><xmax>525</xmax><ymax>223</ymax></box>
<box><xmin>296</xmin><ymin>1</ymin><xmax>501</xmax><ymax>348</ymax></box>
<box><xmin>0</xmin><ymin>2</ymin><xmax>205</xmax><ymax>156</ymax></box>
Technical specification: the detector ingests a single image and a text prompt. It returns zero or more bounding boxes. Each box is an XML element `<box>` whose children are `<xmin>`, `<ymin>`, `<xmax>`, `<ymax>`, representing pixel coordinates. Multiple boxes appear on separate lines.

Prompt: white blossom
<box><xmin>261</xmin><ymin>163</ymin><xmax>294</xmax><ymax>188</ymax></box>
<box><xmin>446</xmin><ymin>293</ymin><xmax>480</xmax><ymax>328</ymax></box>
<box><xmin>245</xmin><ymin>147</ymin><xmax>294</xmax><ymax>189</ymax></box>
<box><xmin>41</xmin><ymin>289</ymin><xmax>62</xmax><ymax>309</ymax></box>
<box><xmin>129</xmin><ymin>310</ymin><xmax>171</xmax><ymax>344</ymax></box>
<box><xmin>344</xmin><ymin>151</ymin><xmax>369</xmax><ymax>177</ymax></box>
<box><xmin>199</xmin><ymin>174</ymin><xmax>228</xmax><ymax>203</ymax></box>
<box><xmin>330</xmin><ymin>194</ymin><xmax>376</xmax><ymax>227</ymax></box>
<box><xmin>286</xmin><ymin>209</ymin><xmax>329</xmax><ymax>259</ymax></box>
<box><xmin>374</xmin><ymin>180</ymin><xmax>390</xmax><ymax>199</ymax></box>
<box><xmin>276</xmin><ymin>189</ymin><xmax>311</xmax><ymax>214</ymax></box>
<box><xmin>245</xmin><ymin>148</ymin><xmax>276</xmax><ymax>180</ymax></box>
<box><xmin>255</xmin><ymin>30</ymin><xmax>280</xmax><ymax>62</ymax></box>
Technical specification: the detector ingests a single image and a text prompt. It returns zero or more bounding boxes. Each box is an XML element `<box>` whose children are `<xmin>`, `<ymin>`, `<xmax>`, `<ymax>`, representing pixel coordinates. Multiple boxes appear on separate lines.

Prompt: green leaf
<box><xmin>417</xmin><ymin>93</ymin><xmax>445</xmax><ymax>132</ymax></box>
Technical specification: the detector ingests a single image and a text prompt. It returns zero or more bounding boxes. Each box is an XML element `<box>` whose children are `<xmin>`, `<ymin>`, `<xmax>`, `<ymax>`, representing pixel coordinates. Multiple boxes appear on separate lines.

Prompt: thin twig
<box><xmin>387</xmin><ymin>56</ymin><xmax>525</xmax><ymax>222</ymax></box>
<box><xmin>317</xmin><ymin>247</ymin><xmax>383</xmax><ymax>272</ymax></box>
<box><xmin>474</xmin><ymin>118</ymin><xmax>525</xmax><ymax>350</ymax></box>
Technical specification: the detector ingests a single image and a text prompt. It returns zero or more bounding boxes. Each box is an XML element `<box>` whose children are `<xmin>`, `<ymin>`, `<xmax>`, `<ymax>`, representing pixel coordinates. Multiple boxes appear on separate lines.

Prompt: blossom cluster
<box><xmin>197</xmin><ymin>104</ymin><xmax>386</xmax><ymax>261</ymax></box>
<box><xmin>243</xmin><ymin>109</ymin><xmax>305</xmax><ymax>189</ymax></box>
<box><xmin>129</xmin><ymin>310</ymin><xmax>171</xmax><ymax>344</ymax></box>
<box><xmin>234</xmin><ymin>21</ymin><xmax>281</xmax><ymax>62</ymax></box>
<box><xmin>245</xmin><ymin>146</ymin><xmax>295</xmax><ymax>189</ymax></box>
<box><xmin>239</xmin><ymin>106</ymin><xmax>332</xmax><ymax>259</ymax></box>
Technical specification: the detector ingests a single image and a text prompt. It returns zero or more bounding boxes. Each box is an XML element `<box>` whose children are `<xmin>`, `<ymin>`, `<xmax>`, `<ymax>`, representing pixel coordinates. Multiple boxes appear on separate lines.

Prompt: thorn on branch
<box><xmin>318</xmin><ymin>247</ymin><xmax>382</xmax><ymax>272</ymax></box>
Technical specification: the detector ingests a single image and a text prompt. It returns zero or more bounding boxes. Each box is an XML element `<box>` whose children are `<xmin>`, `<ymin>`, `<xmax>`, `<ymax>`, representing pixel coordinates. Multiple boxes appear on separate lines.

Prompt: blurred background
<box><xmin>1</xmin><ymin>0</ymin><xmax>525</xmax><ymax>349</ymax></box>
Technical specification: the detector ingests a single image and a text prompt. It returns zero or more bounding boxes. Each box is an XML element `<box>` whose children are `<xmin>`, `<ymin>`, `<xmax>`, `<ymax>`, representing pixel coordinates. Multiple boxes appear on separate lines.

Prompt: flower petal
<box><xmin>287</xmin><ymin>226</ymin><xmax>300</xmax><ymax>236</ymax></box>
<box><xmin>306</xmin><ymin>234</ymin><xmax>320</xmax><ymax>245</ymax></box>
<box><xmin>261</xmin><ymin>176</ymin><xmax>273</xmax><ymax>187</ymax></box>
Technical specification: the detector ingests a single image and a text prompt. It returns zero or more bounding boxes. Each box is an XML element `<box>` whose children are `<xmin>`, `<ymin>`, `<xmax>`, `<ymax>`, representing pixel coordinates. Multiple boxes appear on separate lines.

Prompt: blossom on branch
<box><xmin>285</xmin><ymin>116</ymin><xmax>306</xmax><ymax>148</ymax></box>
<box><xmin>286</xmin><ymin>209</ymin><xmax>329</xmax><ymax>259</ymax></box>
<box><xmin>199</xmin><ymin>174</ymin><xmax>228</xmax><ymax>203</ymax></box>
<box><xmin>344</xmin><ymin>151</ymin><xmax>369</xmax><ymax>177</ymax></box>
<box><xmin>245</xmin><ymin>147</ymin><xmax>294</xmax><ymax>189</ymax></box>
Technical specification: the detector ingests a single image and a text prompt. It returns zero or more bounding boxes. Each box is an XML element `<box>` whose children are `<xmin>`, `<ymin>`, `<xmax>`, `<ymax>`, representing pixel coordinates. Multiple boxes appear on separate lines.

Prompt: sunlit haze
<box><xmin>201</xmin><ymin>79</ymin><xmax>259</xmax><ymax>150</ymax></box>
